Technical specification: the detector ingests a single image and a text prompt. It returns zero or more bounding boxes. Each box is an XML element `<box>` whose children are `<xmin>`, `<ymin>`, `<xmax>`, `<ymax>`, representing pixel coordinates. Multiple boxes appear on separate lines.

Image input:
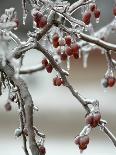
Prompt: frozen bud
<box><xmin>5</xmin><ymin>102</ymin><xmax>12</xmax><ymax>111</ymax></box>
<box><xmin>15</xmin><ymin>128</ymin><xmax>22</xmax><ymax>137</ymax></box>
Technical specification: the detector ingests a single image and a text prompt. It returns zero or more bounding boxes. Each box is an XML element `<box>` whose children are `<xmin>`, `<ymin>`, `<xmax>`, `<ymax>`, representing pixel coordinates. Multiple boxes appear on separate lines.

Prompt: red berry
<box><xmin>5</xmin><ymin>102</ymin><xmax>12</xmax><ymax>111</ymax></box>
<box><xmin>79</xmin><ymin>144</ymin><xmax>87</xmax><ymax>150</ymax></box>
<box><xmin>71</xmin><ymin>43</ymin><xmax>79</xmax><ymax>54</ymax></box>
<box><xmin>113</xmin><ymin>6</ymin><xmax>116</xmax><ymax>16</ymax></box>
<box><xmin>46</xmin><ymin>64</ymin><xmax>53</xmax><ymax>73</ymax></box>
<box><xmin>38</xmin><ymin>16</ymin><xmax>47</xmax><ymax>28</ymax></box>
<box><xmin>65</xmin><ymin>47</ymin><xmax>72</xmax><ymax>56</ymax></box>
<box><xmin>92</xmin><ymin>113</ymin><xmax>101</xmax><ymax>127</ymax></box>
<box><xmin>56</xmin><ymin>78</ymin><xmax>62</xmax><ymax>86</ymax></box>
<box><xmin>42</xmin><ymin>58</ymin><xmax>48</xmax><ymax>67</ymax></box>
<box><xmin>39</xmin><ymin>145</ymin><xmax>46</xmax><ymax>154</ymax></box>
<box><xmin>33</xmin><ymin>12</ymin><xmax>43</xmax><ymax>23</ymax></box>
<box><xmin>82</xmin><ymin>11</ymin><xmax>91</xmax><ymax>25</ymax></box>
<box><xmin>79</xmin><ymin>135</ymin><xmax>89</xmax><ymax>147</ymax></box>
<box><xmin>89</xmin><ymin>4</ymin><xmax>96</xmax><ymax>12</ymax></box>
<box><xmin>73</xmin><ymin>52</ymin><xmax>79</xmax><ymax>59</ymax></box>
<box><xmin>85</xmin><ymin>114</ymin><xmax>94</xmax><ymax>125</ymax></box>
<box><xmin>107</xmin><ymin>77</ymin><xmax>115</xmax><ymax>87</ymax></box>
<box><xmin>53</xmin><ymin>77</ymin><xmax>58</xmax><ymax>86</ymax></box>
<box><xmin>94</xmin><ymin>9</ymin><xmax>101</xmax><ymax>19</ymax></box>
<box><xmin>60</xmin><ymin>53</ymin><xmax>67</xmax><ymax>61</ymax></box>
<box><xmin>52</xmin><ymin>33</ymin><xmax>59</xmax><ymax>48</ymax></box>
<box><xmin>65</xmin><ymin>35</ymin><xmax>72</xmax><ymax>46</ymax></box>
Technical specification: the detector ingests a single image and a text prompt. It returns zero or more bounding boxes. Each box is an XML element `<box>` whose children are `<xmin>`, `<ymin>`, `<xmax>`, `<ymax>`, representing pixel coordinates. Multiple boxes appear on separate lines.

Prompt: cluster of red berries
<box><xmin>82</xmin><ymin>4</ymin><xmax>101</xmax><ymax>25</ymax></box>
<box><xmin>75</xmin><ymin>135</ymin><xmax>89</xmax><ymax>151</ymax></box>
<box><xmin>85</xmin><ymin>112</ymin><xmax>101</xmax><ymax>128</ymax></box>
<box><xmin>53</xmin><ymin>76</ymin><xmax>64</xmax><ymax>86</ymax></box>
<box><xmin>42</xmin><ymin>58</ymin><xmax>53</xmax><ymax>73</ymax></box>
<box><xmin>102</xmin><ymin>76</ymin><xmax>116</xmax><ymax>88</ymax></box>
<box><xmin>52</xmin><ymin>33</ymin><xmax>80</xmax><ymax>60</ymax></box>
<box><xmin>32</xmin><ymin>11</ymin><xmax>47</xmax><ymax>28</ymax></box>
<box><xmin>38</xmin><ymin>145</ymin><xmax>46</xmax><ymax>154</ymax></box>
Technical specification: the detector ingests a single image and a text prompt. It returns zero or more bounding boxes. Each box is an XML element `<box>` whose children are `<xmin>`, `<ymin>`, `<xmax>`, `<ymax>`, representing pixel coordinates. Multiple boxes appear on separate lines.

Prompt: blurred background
<box><xmin>0</xmin><ymin>0</ymin><xmax>116</xmax><ymax>155</ymax></box>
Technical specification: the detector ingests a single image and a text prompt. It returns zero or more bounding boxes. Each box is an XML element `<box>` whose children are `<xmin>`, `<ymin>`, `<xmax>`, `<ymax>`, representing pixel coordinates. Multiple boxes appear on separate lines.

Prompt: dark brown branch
<box><xmin>0</xmin><ymin>61</ymin><xmax>40</xmax><ymax>155</ymax></box>
<box><xmin>35</xmin><ymin>43</ymin><xmax>116</xmax><ymax>148</ymax></box>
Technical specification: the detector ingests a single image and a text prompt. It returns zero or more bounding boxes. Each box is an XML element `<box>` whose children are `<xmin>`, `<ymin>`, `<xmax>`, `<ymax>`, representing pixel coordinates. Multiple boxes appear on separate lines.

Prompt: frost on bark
<box><xmin>0</xmin><ymin>0</ymin><xmax>116</xmax><ymax>154</ymax></box>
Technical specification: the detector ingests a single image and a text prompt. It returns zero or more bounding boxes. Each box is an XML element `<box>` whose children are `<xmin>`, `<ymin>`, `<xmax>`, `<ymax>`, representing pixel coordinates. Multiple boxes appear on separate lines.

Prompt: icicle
<box><xmin>10</xmin><ymin>58</ymin><xmax>21</xmax><ymax>79</ymax></box>
<box><xmin>83</xmin><ymin>53</ymin><xmax>89</xmax><ymax>68</ymax></box>
<box><xmin>96</xmin><ymin>17</ymin><xmax>100</xmax><ymax>24</ymax></box>
<box><xmin>87</xmin><ymin>23</ymin><xmax>94</xmax><ymax>35</ymax></box>
<box><xmin>23</xmin><ymin>13</ymin><xmax>27</xmax><ymax>25</ymax></box>
<box><xmin>67</xmin><ymin>56</ymin><xmax>70</xmax><ymax>71</ymax></box>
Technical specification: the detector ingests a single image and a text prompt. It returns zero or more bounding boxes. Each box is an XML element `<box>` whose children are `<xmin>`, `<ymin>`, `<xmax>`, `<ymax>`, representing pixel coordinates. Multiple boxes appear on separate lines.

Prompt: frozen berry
<box><xmin>60</xmin><ymin>52</ymin><xmax>67</xmax><ymax>61</ymax></box>
<box><xmin>52</xmin><ymin>33</ymin><xmax>59</xmax><ymax>48</ymax></box>
<box><xmin>82</xmin><ymin>11</ymin><xmax>91</xmax><ymax>25</ymax></box>
<box><xmin>71</xmin><ymin>43</ymin><xmax>79</xmax><ymax>54</ymax></box>
<box><xmin>94</xmin><ymin>9</ymin><xmax>101</xmax><ymax>19</ymax></box>
<box><xmin>79</xmin><ymin>135</ymin><xmax>89</xmax><ymax>147</ymax></box>
<box><xmin>65</xmin><ymin>35</ymin><xmax>72</xmax><ymax>46</ymax></box>
<box><xmin>46</xmin><ymin>64</ymin><xmax>53</xmax><ymax>73</ymax></box>
<box><xmin>107</xmin><ymin>77</ymin><xmax>115</xmax><ymax>87</ymax></box>
<box><xmin>38</xmin><ymin>16</ymin><xmax>47</xmax><ymax>28</ymax></box>
<box><xmin>42</xmin><ymin>58</ymin><xmax>48</xmax><ymax>67</ymax></box>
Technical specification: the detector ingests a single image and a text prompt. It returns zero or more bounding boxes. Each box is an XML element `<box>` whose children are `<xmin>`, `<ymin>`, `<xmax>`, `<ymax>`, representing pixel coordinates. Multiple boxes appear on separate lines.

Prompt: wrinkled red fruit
<box><xmin>39</xmin><ymin>145</ymin><xmax>46</xmax><ymax>154</ymax></box>
<box><xmin>65</xmin><ymin>35</ymin><xmax>72</xmax><ymax>46</ymax></box>
<box><xmin>60</xmin><ymin>52</ymin><xmax>67</xmax><ymax>61</ymax></box>
<box><xmin>52</xmin><ymin>33</ymin><xmax>59</xmax><ymax>48</ymax></box>
<box><xmin>113</xmin><ymin>6</ymin><xmax>116</xmax><ymax>16</ymax></box>
<box><xmin>65</xmin><ymin>47</ymin><xmax>73</xmax><ymax>56</ymax></box>
<box><xmin>82</xmin><ymin>11</ymin><xmax>91</xmax><ymax>25</ymax></box>
<box><xmin>38</xmin><ymin>16</ymin><xmax>47</xmax><ymax>28</ymax></box>
<box><xmin>71</xmin><ymin>43</ymin><xmax>79</xmax><ymax>53</ymax></box>
<box><xmin>42</xmin><ymin>58</ymin><xmax>48</xmax><ymax>67</ymax></box>
<box><xmin>5</xmin><ymin>102</ymin><xmax>12</xmax><ymax>111</ymax></box>
<box><xmin>75</xmin><ymin>135</ymin><xmax>89</xmax><ymax>151</ymax></box>
<box><xmin>53</xmin><ymin>77</ymin><xmax>64</xmax><ymax>86</ymax></box>
<box><xmin>85</xmin><ymin>113</ymin><xmax>101</xmax><ymax>128</ymax></box>
<box><xmin>107</xmin><ymin>77</ymin><xmax>115</xmax><ymax>87</ymax></box>
<box><xmin>94</xmin><ymin>9</ymin><xmax>101</xmax><ymax>19</ymax></box>
<box><xmin>46</xmin><ymin>64</ymin><xmax>53</xmax><ymax>73</ymax></box>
